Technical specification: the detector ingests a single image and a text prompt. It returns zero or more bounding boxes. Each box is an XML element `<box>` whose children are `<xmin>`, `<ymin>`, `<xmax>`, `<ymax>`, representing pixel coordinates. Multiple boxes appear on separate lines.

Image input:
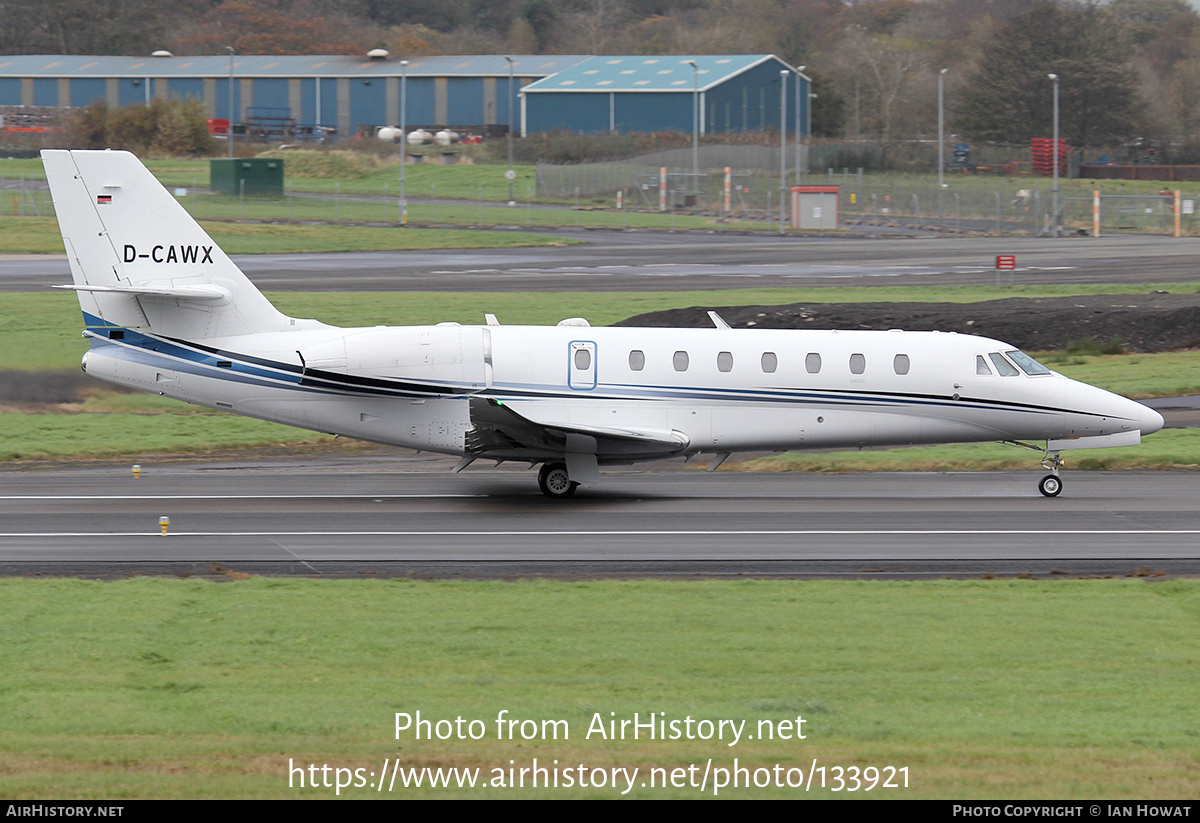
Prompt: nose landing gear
<box><xmin>1038</xmin><ymin>450</ymin><xmax>1064</xmax><ymax>497</ymax></box>
<box><xmin>1003</xmin><ymin>440</ymin><xmax>1066</xmax><ymax>496</ymax></box>
<box><xmin>1038</xmin><ymin>473</ymin><xmax>1062</xmax><ymax>497</ymax></box>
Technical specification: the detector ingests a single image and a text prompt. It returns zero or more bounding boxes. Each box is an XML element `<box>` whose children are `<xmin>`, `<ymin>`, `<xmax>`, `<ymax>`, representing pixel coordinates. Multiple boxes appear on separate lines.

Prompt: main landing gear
<box><xmin>537</xmin><ymin>462</ymin><xmax>578</xmax><ymax>499</ymax></box>
<box><xmin>1038</xmin><ymin>449</ymin><xmax>1064</xmax><ymax>497</ymax></box>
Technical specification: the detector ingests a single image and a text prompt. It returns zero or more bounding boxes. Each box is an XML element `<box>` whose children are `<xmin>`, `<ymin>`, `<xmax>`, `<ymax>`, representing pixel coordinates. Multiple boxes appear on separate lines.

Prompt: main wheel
<box><xmin>538</xmin><ymin>462</ymin><xmax>577</xmax><ymax>499</ymax></box>
<box><xmin>1038</xmin><ymin>474</ymin><xmax>1062</xmax><ymax>497</ymax></box>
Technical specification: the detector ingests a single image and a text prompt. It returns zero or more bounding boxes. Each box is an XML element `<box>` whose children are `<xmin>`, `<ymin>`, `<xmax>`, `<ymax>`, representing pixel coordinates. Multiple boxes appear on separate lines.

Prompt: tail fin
<box><xmin>42</xmin><ymin>149</ymin><xmax>296</xmax><ymax>339</ymax></box>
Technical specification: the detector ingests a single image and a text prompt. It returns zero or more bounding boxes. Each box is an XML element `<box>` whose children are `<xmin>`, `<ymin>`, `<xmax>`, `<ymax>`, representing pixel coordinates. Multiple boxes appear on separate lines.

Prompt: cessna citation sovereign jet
<box><xmin>43</xmin><ymin>149</ymin><xmax>1163</xmax><ymax>498</ymax></box>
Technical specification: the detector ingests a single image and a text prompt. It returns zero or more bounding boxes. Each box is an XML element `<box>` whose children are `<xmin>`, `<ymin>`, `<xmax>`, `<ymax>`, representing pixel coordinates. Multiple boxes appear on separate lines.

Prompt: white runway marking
<box><xmin>3</xmin><ymin>529</ymin><xmax>1199</xmax><ymax>537</ymax></box>
<box><xmin>0</xmin><ymin>494</ymin><xmax>483</xmax><ymax>501</ymax></box>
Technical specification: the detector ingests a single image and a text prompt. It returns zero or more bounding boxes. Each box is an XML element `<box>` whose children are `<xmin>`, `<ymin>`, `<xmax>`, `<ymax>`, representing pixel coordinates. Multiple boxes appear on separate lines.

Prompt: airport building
<box><xmin>0</xmin><ymin>53</ymin><xmax>809</xmax><ymax>139</ymax></box>
<box><xmin>0</xmin><ymin>53</ymin><xmax>589</xmax><ymax>138</ymax></box>
<box><xmin>521</xmin><ymin>55</ymin><xmax>810</xmax><ymax>136</ymax></box>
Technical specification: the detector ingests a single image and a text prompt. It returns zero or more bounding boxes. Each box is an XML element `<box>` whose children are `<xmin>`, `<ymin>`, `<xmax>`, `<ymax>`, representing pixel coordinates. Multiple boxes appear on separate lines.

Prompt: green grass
<box><xmin>733</xmin><ymin>428</ymin><xmax>1200</xmax><ymax>473</ymax></box>
<box><xmin>1</xmin><ymin>577</ymin><xmax>1197</xmax><ymax>798</ymax></box>
<box><xmin>173</xmin><ymin>192</ymin><xmax>762</xmax><ymax>231</ymax></box>
<box><xmin>0</xmin><ymin>215</ymin><xmax>580</xmax><ymax>255</ymax></box>
<box><xmin>3</xmin><ymin>399</ymin><xmax>1193</xmax><ymax>466</ymax></box>
<box><xmin>1040</xmin><ymin>350</ymin><xmax>1200</xmax><ymax>399</ymax></box>
<box><xmin>143</xmin><ymin>155</ymin><xmax>547</xmax><ymax>202</ymax></box>
<box><xmin>0</xmin><ymin>409</ymin><xmax>333</xmax><ymax>461</ymax></box>
<box><xmin>13</xmin><ymin>284</ymin><xmax>1200</xmax><ymax>377</ymax></box>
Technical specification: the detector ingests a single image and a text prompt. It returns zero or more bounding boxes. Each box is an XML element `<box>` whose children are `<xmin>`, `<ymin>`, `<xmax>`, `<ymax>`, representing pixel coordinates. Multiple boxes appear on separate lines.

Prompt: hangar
<box><xmin>0</xmin><ymin>53</ymin><xmax>589</xmax><ymax>138</ymax></box>
<box><xmin>520</xmin><ymin>55</ymin><xmax>809</xmax><ymax>136</ymax></box>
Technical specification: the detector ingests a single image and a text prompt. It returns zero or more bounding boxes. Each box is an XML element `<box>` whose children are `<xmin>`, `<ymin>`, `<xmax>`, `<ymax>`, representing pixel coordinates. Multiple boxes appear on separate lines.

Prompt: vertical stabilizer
<box><xmin>42</xmin><ymin>149</ymin><xmax>296</xmax><ymax>339</ymax></box>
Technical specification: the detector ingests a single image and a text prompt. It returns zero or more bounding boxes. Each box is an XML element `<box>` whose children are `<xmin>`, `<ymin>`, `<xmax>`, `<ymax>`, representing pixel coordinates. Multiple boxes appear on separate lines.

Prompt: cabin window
<box><xmin>989</xmin><ymin>352</ymin><xmax>1020</xmax><ymax>376</ymax></box>
<box><xmin>805</xmin><ymin>352</ymin><xmax>822</xmax><ymax>374</ymax></box>
<box><xmin>717</xmin><ymin>351</ymin><xmax>733</xmax><ymax>373</ymax></box>
<box><xmin>574</xmin><ymin>348</ymin><xmax>592</xmax><ymax>370</ymax></box>
<box><xmin>893</xmin><ymin>354</ymin><xmax>910</xmax><ymax>375</ymax></box>
<box><xmin>849</xmin><ymin>353</ymin><xmax>866</xmax><ymax>375</ymax></box>
<box><xmin>1007</xmin><ymin>350</ymin><xmax>1051</xmax><ymax>376</ymax></box>
<box><xmin>976</xmin><ymin>355</ymin><xmax>993</xmax><ymax>375</ymax></box>
<box><xmin>761</xmin><ymin>352</ymin><xmax>778</xmax><ymax>373</ymax></box>
<box><xmin>673</xmin><ymin>350</ymin><xmax>690</xmax><ymax>372</ymax></box>
<box><xmin>629</xmin><ymin>350</ymin><xmax>645</xmax><ymax>371</ymax></box>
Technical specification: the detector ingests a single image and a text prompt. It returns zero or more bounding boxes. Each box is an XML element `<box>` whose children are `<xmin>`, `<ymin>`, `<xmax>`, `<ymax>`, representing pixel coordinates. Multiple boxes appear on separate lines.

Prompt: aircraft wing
<box><xmin>465</xmin><ymin>396</ymin><xmax>690</xmax><ymax>461</ymax></box>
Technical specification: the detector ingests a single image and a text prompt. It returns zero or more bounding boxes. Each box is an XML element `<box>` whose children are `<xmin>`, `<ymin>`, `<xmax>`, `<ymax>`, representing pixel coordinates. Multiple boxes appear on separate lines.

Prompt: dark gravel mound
<box><xmin>0</xmin><ymin>370</ymin><xmax>97</xmax><ymax>404</ymax></box>
<box><xmin>614</xmin><ymin>293</ymin><xmax>1200</xmax><ymax>353</ymax></box>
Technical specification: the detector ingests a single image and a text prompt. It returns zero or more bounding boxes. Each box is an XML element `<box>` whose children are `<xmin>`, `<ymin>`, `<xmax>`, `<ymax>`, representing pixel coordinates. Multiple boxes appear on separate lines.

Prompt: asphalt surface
<box><xmin>6</xmin><ymin>232</ymin><xmax>1200</xmax><ymax>292</ymax></box>
<box><xmin>2</xmin><ymin>458</ymin><xmax>1197</xmax><ymax>579</ymax></box>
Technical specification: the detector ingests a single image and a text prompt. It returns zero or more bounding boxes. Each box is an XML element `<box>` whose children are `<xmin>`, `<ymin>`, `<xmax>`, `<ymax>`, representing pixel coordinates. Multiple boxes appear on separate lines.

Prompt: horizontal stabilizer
<box><xmin>54</xmin><ymin>284</ymin><xmax>231</xmax><ymax>300</ymax></box>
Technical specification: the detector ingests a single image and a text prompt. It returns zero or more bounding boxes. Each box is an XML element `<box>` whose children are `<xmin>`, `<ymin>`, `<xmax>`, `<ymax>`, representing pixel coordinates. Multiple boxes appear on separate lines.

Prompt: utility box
<box><xmin>790</xmin><ymin>185</ymin><xmax>839</xmax><ymax>229</ymax></box>
<box><xmin>210</xmin><ymin>158</ymin><xmax>284</xmax><ymax>196</ymax></box>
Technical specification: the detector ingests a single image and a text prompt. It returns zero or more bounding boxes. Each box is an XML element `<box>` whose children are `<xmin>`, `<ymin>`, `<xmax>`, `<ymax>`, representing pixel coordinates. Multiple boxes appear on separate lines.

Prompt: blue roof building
<box><xmin>520</xmin><ymin>55</ymin><xmax>809</xmax><ymax>136</ymax></box>
<box><xmin>0</xmin><ymin>53</ymin><xmax>590</xmax><ymax>137</ymax></box>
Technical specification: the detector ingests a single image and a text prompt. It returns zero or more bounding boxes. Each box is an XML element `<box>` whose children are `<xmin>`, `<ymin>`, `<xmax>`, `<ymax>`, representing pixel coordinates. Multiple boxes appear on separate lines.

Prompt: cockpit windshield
<box><xmin>988</xmin><ymin>352</ymin><xmax>1020</xmax><ymax>376</ymax></box>
<box><xmin>1006</xmin><ymin>350</ymin><xmax>1051</xmax><ymax>376</ymax></box>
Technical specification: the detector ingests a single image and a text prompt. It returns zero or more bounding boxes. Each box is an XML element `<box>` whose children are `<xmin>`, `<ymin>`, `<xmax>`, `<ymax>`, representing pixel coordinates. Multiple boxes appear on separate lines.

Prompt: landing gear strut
<box><xmin>538</xmin><ymin>462</ymin><xmax>578</xmax><ymax>499</ymax></box>
<box><xmin>1038</xmin><ymin>450</ymin><xmax>1063</xmax><ymax>497</ymax></box>
<box><xmin>1003</xmin><ymin>441</ymin><xmax>1066</xmax><ymax>497</ymax></box>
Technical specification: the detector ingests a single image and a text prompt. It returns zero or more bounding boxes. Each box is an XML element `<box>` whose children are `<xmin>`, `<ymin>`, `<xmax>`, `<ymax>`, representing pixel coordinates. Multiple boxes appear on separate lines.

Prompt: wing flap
<box><xmin>466</xmin><ymin>397</ymin><xmax>690</xmax><ymax>459</ymax></box>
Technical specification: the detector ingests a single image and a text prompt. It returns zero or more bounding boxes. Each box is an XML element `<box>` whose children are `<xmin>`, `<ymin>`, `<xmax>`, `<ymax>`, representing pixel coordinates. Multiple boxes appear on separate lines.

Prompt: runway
<box><xmin>3</xmin><ymin>458</ymin><xmax>1197</xmax><ymax>579</ymax></box>
<box><xmin>6</xmin><ymin>233</ymin><xmax>1200</xmax><ymax>292</ymax></box>
<box><xmin>5</xmin><ymin>231</ymin><xmax>1199</xmax><ymax>579</ymax></box>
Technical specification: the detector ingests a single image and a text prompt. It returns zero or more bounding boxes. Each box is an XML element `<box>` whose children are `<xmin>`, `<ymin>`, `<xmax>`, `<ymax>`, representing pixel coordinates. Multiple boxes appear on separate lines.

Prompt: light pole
<box><xmin>1049</xmin><ymin>72</ymin><xmax>1059</xmax><ymax>237</ymax></box>
<box><xmin>779</xmin><ymin>69</ymin><xmax>787</xmax><ymax>234</ymax></box>
<box><xmin>807</xmin><ymin>91</ymin><xmax>815</xmax><ymax>176</ymax></box>
<box><xmin>795</xmin><ymin>65</ymin><xmax>805</xmax><ymax>183</ymax></box>
<box><xmin>506</xmin><ymin>56</ymin><xmax>515</xmax><ymax>206</ymax></box>
<box><xmin>938</xmin><ymin>68</ymin><xmax>948</xmax><ymax>221</ymax></box>
<box><xmin>226</xmin><ymin>46</ymin><xmax>235</xmax><ymax>158</ymax></box>
<box><xmin>400</xmin><ymin>59</ymin><xmax>408</xmax><ymax>225</ymax></box>
<box><xmin>687</xmin><ymin>60</ymin><xmax>699</xmax><ymax>199</ymax></box>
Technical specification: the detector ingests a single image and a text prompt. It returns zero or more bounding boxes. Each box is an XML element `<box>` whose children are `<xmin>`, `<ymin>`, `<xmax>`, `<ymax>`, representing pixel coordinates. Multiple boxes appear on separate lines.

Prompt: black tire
<box><xmin>1038</xmin><ymin>474</ymin><xmax>1062</xmax><ymax>497</ymax></box>
<box><xmin>538</xmin><ymin>462</ymin><xmax>577</xmax><ymax>499</ymax></box>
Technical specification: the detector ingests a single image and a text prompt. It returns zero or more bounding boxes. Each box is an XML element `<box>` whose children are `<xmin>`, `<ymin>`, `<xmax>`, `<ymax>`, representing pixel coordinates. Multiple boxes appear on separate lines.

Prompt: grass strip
<box><xmin>0</xmin><ymin>410</ymin><xmax>330</xmax><ymax>461</ymax></box>
<box><xmin>730</xmin><ymin>428</ymin><xmax>1200</xmax><ymax>473</ymax></box>
<box><xmin>10</xmin><ymin>288</ymin><xmax>1200</xmax><ymax>392</ymax></box>
<box><xmin>2</xmin><ymin>408</ymin><xmax>1194</xmax><ymax>467</ymax></box>
<box><xmin>0</xmin><ymin>216</ymin><xmax>578</xmax><ymax>256</ymax></box>
<box><xmin>16</xmin><ymin>285</ymin><xmax>1200</xmax><ymax>371</ymax></box>
<box><xmin>173</xmin><ymin>192</ymin><xmax>764</xmax><ymax>232</ymax></box>
<box><xmin>1</xmin><ymin>577</ymin><xmax>1196</xmax><ymax>798</ymax></box>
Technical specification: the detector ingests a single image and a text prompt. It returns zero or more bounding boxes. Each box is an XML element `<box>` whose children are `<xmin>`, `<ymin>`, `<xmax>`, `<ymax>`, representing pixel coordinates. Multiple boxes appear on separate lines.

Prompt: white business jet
<box><xmin>43</xmin><ymin>149</ymin><xmax>1163</xmax><ymax>498</ymax></box>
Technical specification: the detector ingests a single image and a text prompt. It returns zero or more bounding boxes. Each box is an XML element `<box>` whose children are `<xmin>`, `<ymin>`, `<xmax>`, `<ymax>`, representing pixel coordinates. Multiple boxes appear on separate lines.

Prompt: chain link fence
<box><xmin>0</xmin><ymin>174</ymin><xmax>52</xmax><ymax>216</ymax></box>
<box><xmin>7</xmin><ymin>159</ymin><xmax>1200</xmax><ymax>236</ymax></box>
<box><xmin>537</xmin><ymin>147</ymin><xmax>1200</xmax><ymax>236</ymax></box>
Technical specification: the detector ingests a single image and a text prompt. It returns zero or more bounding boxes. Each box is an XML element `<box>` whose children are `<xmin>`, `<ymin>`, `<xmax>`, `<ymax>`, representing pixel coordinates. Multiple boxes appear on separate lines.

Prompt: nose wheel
<box><xmin>1038</xmin><ymin>449</ymin><xmax>1064</xmax><ymax>497</ymax></box>
<box><xmin>538</xmin><ymin>462</ymin><xmax>578</xmax><ymax>499</ymax></box>
<box><xmin>1038</xmin><ymin>474</ymin><xmax>1062</xmax><ymax>497</ymax></box>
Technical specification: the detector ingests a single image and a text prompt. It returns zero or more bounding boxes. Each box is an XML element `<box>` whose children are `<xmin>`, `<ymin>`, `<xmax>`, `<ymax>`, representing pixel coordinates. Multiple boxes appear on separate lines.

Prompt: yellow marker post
<box><xmin>159</xmin><ymin>516</ymin><xmax>169</xmax><ymax>537</ymax></box>
<box><xmin>132</xmin><ymin>464</ymin><xmax>141</xmax><ymax>479</ymax></box>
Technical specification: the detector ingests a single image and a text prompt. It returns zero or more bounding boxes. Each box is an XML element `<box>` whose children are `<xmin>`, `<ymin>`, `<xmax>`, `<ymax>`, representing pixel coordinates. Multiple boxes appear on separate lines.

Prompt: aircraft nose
<box><xmin>1134</xmin><ymin>401</ymin><xmax>1164</xmax><ymax>436</ymax></box>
